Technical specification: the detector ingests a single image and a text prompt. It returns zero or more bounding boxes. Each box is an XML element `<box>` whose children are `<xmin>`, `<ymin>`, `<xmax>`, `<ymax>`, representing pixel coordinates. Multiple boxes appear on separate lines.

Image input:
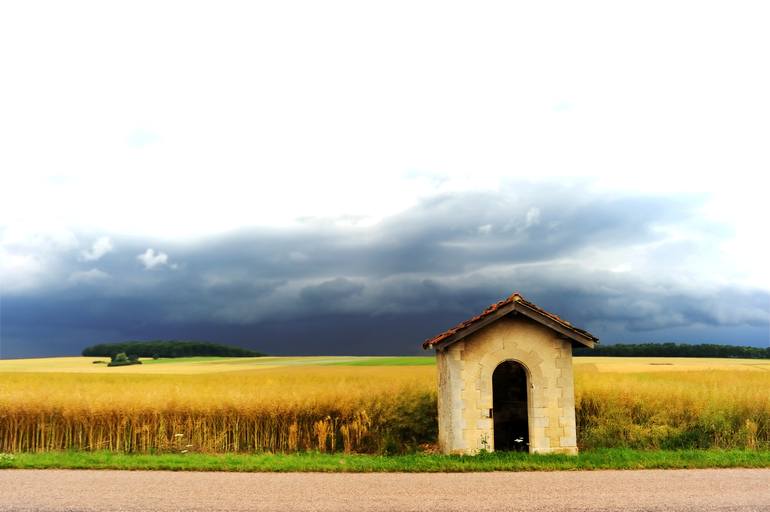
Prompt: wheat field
<box><xmin>1</xmin><ymin>356</ymin><xmax>769</xmax><ymax>453</ymax></box>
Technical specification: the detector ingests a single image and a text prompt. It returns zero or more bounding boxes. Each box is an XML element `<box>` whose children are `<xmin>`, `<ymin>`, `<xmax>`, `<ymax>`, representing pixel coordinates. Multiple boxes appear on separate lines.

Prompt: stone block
<box><xmin>476</xmin><ymin>418</ymin><xmax>492</xmax><ymax>429</ymax></box>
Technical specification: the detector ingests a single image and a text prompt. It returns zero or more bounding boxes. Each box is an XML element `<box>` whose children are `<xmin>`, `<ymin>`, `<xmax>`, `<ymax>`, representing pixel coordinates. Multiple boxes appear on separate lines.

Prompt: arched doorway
<box><xmin>492</xmin><ymin>361</ymin><xmax>529</xmax><ymax>451</ymax></box>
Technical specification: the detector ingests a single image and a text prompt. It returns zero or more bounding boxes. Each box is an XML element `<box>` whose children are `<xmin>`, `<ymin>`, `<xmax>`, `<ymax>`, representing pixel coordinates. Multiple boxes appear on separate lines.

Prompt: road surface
<box><xmin>1</xmin><ymin>468</ymin><xmax>769</xmax><ymax>511</ymax></box>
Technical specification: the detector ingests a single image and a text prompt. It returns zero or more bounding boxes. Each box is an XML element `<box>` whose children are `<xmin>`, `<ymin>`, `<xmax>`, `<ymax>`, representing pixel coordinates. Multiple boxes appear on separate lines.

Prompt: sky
<box><xmin>1</xmin><ymin>1</ymin><xmax>769</xmax><ymax>358</ymax></box>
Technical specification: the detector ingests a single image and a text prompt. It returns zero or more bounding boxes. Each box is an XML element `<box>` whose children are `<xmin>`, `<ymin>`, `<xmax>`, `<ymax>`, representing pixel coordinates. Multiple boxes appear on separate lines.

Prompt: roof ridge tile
<box><xmin>422</xmin><ymin>293</ymin><xmax>597</xmax><ymax>349</ymax></box>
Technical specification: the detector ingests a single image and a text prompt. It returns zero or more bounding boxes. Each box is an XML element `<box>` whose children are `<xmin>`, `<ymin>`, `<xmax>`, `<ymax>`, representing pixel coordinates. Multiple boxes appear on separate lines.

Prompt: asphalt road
<box><xmin>1</xmin><ymin>468</ymin><xmax>769</xmax><ymax>511</ymax></box>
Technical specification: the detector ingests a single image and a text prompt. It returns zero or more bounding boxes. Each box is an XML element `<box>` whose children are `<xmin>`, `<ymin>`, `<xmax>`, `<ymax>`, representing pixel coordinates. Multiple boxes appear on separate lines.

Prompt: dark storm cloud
<box><xmin>300</xmin><ymin>278</ymin><xmax>365</xmax><ymax>304</ymax></box>
<box><xmin>136</xmin><ymin>183</ymin><xmax>703</xmax><ymax>283</ymax></box>
<box><xmin>2</xmin><ymin>183</ymin><xmax>767</xmax><ymax>358</ymax></box>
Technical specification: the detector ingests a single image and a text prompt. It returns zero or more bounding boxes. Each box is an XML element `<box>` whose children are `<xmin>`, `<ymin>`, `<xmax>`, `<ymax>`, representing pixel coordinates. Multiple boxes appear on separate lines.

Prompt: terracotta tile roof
<box><xmin>422</xmin><ymin>292</ymin><xmax>598</xmax><ymax>349</ymax></box>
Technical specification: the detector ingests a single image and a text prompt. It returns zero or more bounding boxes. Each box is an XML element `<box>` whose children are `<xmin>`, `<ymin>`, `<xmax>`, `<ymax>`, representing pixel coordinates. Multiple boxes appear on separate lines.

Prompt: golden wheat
<box><xmin>1</xmin><ymin>356</ymin><xmax>769</xmax><ymax>453</ymax></box>
<box><xmin>574</xmin><ymin>363</ymin><xmax>770</xmax><ymax>449</ymax></box>
<box><xmin>0</xmin><ymin>365</ymin><xmax>435</xmax><ymax>453</ymax></box>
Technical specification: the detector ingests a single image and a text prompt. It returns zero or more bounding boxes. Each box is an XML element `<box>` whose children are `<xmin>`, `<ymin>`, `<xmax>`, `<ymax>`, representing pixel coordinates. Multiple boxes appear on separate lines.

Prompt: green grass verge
<box><xmin>2</xmin><ymin>449</ymin><xmax>770</xmax><ymax>472</ymax></box>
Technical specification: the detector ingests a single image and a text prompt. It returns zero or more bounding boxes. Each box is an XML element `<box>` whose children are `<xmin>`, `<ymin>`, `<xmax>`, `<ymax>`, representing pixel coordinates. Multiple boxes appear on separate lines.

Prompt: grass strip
<box><xmin>2</xmin><ymin>449</ymin><xmax>770</xmax><ymax>472</ymax></box>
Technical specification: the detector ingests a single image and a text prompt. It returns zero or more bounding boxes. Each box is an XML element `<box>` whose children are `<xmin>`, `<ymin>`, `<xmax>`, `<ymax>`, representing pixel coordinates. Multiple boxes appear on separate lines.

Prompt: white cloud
<box><xmin>2</xmin><ymin>2</ymin><xmax>769</xmax><ymax>237</ymax></box>
<box><xmin>0</xmin><ymin>1</ymin><xmax>768</xmax><ymax>291</ymax></box>
<box><xmin>0</xmin><ymin>224</ymin><xmax>78</xmax><ymax>292</ymax></box>
<box><xmin>137</xmin><ymin>248</ymin><xmax>170</xmax><ymax>270</ymax></box>
<box><xmin>0</xmin><ymin>247</ymin><xmax>45</xmax><ymax>292</ymax></box>
<box><xmin>80</xmin><ymin>236</ymin><xmax>113</xmax><ymax>261</ymax></box>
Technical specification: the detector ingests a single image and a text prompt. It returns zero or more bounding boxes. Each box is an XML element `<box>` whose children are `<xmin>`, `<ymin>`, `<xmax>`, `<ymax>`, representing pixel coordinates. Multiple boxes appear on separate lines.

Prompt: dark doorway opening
<box><xmin>492</xmin><ymin>361</ymin><xmax>529</xmax><ymax>451</ymax></box>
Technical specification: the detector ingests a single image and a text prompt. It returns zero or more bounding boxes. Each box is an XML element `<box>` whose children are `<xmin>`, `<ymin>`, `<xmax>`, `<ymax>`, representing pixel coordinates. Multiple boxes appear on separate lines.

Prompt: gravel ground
<box><xmin>1</xmin><ymin>468</ymin><xmax>769</xmax><ymax>511</ymax></box>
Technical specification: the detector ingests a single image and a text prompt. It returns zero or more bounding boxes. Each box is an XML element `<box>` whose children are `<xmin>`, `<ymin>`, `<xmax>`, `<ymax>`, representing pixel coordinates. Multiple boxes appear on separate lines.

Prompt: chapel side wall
<box><xmin>435</xmin><ymin>315</ymin><xmax>578</xmax><ymax>455</ymax></box>
<box><xmin>436</xmin><ymin>349</ymin><xmax>451</xmax><ymax>453</ymax></box>
<box><xmin>436</xmin><ymin>341</ymin><xmax>467</xmax><ymax>454</ymax></box>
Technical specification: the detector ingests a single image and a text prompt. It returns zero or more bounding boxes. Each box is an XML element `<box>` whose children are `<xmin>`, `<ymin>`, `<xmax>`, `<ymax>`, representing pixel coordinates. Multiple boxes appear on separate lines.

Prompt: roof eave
<box><xmin>425</xmin><ymin>302</ymin><xmax>597</xmax><ymax>351</ymax></box>
<box><xmin>429</xmin><ymin>302</ymin><xmax>518</xmax><ymax>351</ymax></box>
<box><xmin>513</xmin><ymin>301</ymin><xmax>597</xmax><ymax>349</ymax></box>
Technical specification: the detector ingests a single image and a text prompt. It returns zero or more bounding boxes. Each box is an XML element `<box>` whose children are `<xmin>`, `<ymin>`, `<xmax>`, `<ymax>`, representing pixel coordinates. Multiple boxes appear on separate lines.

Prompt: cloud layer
<box><xmin>1</xmin><ymin>183</ymin><xmax>767</xmax><ymax>358</ymax></box>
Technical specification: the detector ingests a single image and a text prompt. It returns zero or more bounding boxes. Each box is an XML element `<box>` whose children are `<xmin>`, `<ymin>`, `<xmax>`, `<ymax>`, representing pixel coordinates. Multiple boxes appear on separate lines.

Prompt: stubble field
<box><xmin>0</xmin><ymin>356</ymin><xmax>768</xmax><ymax>454</ymax></box>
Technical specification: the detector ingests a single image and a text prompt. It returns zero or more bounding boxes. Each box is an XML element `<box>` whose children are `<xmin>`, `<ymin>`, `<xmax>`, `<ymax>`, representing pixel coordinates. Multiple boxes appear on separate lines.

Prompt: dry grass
<box><xmin>1</xmin><ymin>356</ymin><xmax>769</xmax><ymax>453</ymax></box>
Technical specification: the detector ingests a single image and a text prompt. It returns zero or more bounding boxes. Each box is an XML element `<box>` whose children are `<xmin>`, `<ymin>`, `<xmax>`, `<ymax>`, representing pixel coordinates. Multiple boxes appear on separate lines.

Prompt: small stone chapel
<box><xmin>423</xmin><ymin>293</ymin><xmax>597</xmax><ymax>455</ymax></box>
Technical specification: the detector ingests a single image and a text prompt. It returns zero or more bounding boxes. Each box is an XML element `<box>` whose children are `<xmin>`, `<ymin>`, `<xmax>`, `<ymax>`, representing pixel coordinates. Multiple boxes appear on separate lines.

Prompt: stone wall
<box><xmin>435</xmin><ymin>314</ymin><xmax>578</xmax><ymax>455</ymax></box>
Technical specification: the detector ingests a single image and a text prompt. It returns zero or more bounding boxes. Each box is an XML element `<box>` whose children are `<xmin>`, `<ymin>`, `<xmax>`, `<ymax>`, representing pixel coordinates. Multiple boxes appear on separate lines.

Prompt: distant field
<box><xmin>575</xmin><ymin>356</ymin><xmax>770</xmax><ymax>373</ymax></box>
<box><xmin>0</xmin><ymin>355</ymin><xmax>768</xmax><ymax>454</ymax></box>
<box><xmin>2</xmin><ymin>355</ymin><xmax>767</xmax><ymax>374</ymax></box>
<box><xmin>0</xmin><ymin>355</ymin><xmax>434</xmax><ymax>374</ymax></box>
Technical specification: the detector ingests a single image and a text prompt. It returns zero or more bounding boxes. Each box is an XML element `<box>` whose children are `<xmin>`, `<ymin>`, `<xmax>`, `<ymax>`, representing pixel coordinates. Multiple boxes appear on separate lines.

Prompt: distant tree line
<box><xmin>574</xmin><ymin>342</ymin><xmax>770</xmax><ymax>359</ymax></box>
<box><xmin>82</xmin><ymin>340</ymin><xmax>264</xmax><ymax>358</ymax></box>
